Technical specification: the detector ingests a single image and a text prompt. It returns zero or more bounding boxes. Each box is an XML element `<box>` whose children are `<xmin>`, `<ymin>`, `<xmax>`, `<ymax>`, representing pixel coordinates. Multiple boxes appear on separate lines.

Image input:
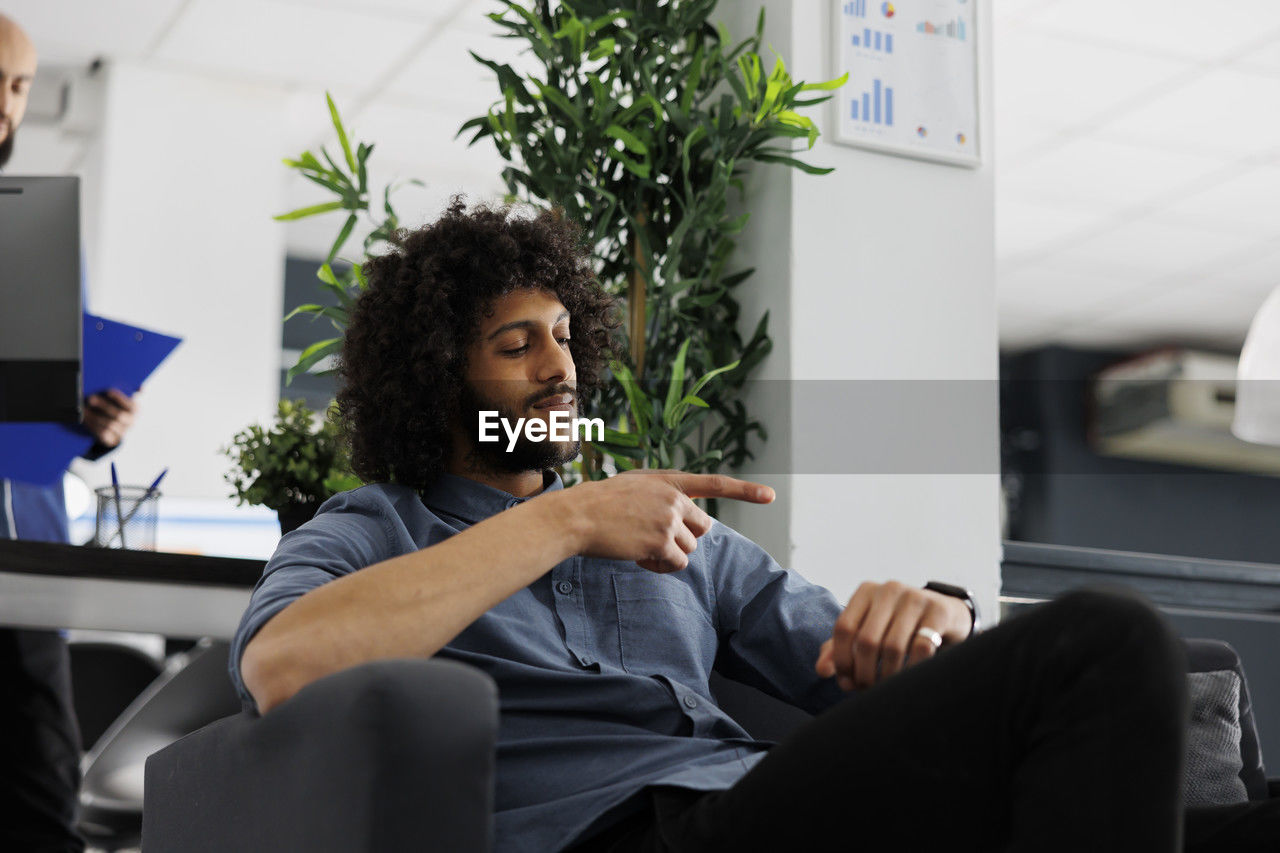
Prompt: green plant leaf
<box><xmin>663</xmin><ymin>339</ymin><xmax>691</xmax><ymax>429</ymax></box>
<box><xmin>299</xmin><ymin>151</ymin><xmax>326</xmax><ymax>173</ymax></box>
<box><xmin>535</xmin><ymin>82</ymin><xmax>583</xmax><ymax>128</ymax></box>
<box><xmin>754</xmin><ymin>152</ymin><xmax>834</xmax><ymax>175</ymax></box>
<box><xmin>327</xmin><ymin>214</ymin><xmax>358</xmax><ymax>265</ymax></box>
<box><xmin>587</xmin><ymin>38</ymin><xmax>615</xmax><ymax>61</ymax></box>
<box><xmin>605</xmin><ymin>124</ymin><xmax>647</xmax><ymax>156</ymax></box>
<box><xmin>612</xmin><ymin>151</ymin><xmax>650</xmax><ymax>179</ymax></box>
<box><xmin>284</xmin><ymin>303</ymin><xmax>348</xmax><ymax>326</ymax></box>
<box><xmin>688</xmin><ymin>359</ymin><xmax>740</xmax><ymax>400</ymax></box>
<box><xmin>326</xmin><ymin>92</ymin><xmax>357</xmax><ymax>172</ymax></box>
<box><xmin>356</xmin><ymin>142</ymin><xmax>370</xmax><ymax>191</ymax></box>
<box><xmin>298</xmin><ymin>170</ymin><xmax>349</xmax><ymax>196</ymax></box>
<box><xmin>800</xmin><ymin>72</ymin><xmax>849</xmax><ymax>92</ymax></box>
<box><xmin>610</xmin><ymin>358</ymin><xmax>651</xmax><ymax>434</ymax></box>
<box><xmin>286</xmin><ymin>337</ymin><xmax>341</xmax><ymax>384</ymax></box>
<box><xmin>273</xmin><ymin>200</ymin><xmax>344</xmax><ymax>221</ymax></box>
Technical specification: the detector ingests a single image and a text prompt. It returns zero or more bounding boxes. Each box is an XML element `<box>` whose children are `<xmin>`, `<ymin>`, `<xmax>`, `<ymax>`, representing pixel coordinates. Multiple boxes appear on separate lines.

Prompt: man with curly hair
<box><xmin>229</xmin><ymin>199</ymin><xmax>1220</xmax><ymax>851</ymax></box>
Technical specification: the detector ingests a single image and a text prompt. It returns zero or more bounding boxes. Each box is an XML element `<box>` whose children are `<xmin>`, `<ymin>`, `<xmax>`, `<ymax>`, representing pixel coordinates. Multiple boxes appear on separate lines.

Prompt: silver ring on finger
<box><xmin>915</xmin><ymin>626</ymin><xmax>943</xmax><ymax>650</ymax></box>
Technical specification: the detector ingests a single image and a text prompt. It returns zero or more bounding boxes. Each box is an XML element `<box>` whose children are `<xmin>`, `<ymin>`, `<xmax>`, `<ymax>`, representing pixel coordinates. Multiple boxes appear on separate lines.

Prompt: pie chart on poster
<box><xmin>881</xmin><ymin>2</ymin><xmax>895</xmax><ymax>17</ymax></box>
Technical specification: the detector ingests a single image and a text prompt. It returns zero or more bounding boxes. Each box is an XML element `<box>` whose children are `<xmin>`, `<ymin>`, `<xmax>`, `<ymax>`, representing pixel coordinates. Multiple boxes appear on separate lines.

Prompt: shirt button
<box><xmin>556</xmin><ymin>580</ymin><xmax>574</xmax><ymax>595</ymax></box>
<box><xmin>506</xmin><ymin>499</ymin><xmax>520</xmax><ymax>510</ymax></box>
<box><xmin>682</xmin><ymin>695</ymin><xmax>698</xmax><ymax>710</ymax></box>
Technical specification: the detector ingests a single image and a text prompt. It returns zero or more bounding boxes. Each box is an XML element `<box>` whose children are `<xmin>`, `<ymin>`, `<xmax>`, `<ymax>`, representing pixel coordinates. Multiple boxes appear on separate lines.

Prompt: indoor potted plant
<box><xmin>220</xmin><ymin>97</ymin><xmax>403</xmax><ymax>529</ymax></box>
<box><xmin>460</xmin><ymin>1</ymin><xmax>845</xmax><ymax>479</ymax></box>
<box><xmin>222</xmin><ymin>399</ymin><xmax>361</xmax><ymax>533</ymax></box>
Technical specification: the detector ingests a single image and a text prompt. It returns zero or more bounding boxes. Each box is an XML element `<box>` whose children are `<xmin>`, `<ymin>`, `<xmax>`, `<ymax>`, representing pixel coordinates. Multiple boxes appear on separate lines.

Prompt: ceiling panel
<box><xmin>1032</xmin><ymin>218</ymin><xmax>1266</xmax><ymax>281</ymax></box>
<box><xmin>1205</xmin><ymin>244</ymin><xmax>1280</xmax><ymax>299</ymax></box>
<box><xmin>993</xmin><ymin>29</ymin><xmax>1190</xmax><ymax>127</ymax></box>
<box><xmin>384</xmin><ymin>16</ymin><xmax>541</xmax><ymax>112</ymax></box>
<box><xmin>153</xmin><ymin>0</ymin><xmax>429</xmax><ymax>90</ymax></box>
<box><xmin>1094</xmin><ymin>67</ymin><xmax>1280</xmax><ymax>158</ymax></box>
<box><xmin>0</xmin><ymin>0</ymin><xmax>185</xmax><ymax>64</ymax></box>
<box><xmin>997</xmin><ymin>265</ymin><xmax>1149</xmax><ymax>319</ymax></box>
<box><xmin>1077</xmin><ymin>281</ymin><xmax>1274</xmax><ymax>343</ymax></box>
<box><xmin>999</xmin><ymin>135</ymin><xmax>1230</xmax><ymax>211</ymax></box>
<box><xmin>994</xmin><ymin>0</ymin><xmax>1280</xmax><ymax>351</ymax></box>
<box><xmin>279</xmin><ymin>0</ymin><xmax>464</xmax><ymax>22</ymax></box>
<box><xmin>996</xmin><ymin>198</ymin><xmax>1109</xmax><ymax>261</ymax></box>
<box><xmin>352</xmin><ymin>99</ymin><xmax>509</xmax><ymax>184</ymax></box>
<box><xmin>1149</xmin><ymin>165</ymin><xmax>1280</xmax><ymax>238</ymax></box>
<box><xmin>1235</xmin><ymin>40</ymin><xmax>1280</xmax><ymax>75</ymax></box>
<box><xmin>1023</xmin><ymin>0</ymin><xmax>1280</xmax><ymax>62</ymax></box>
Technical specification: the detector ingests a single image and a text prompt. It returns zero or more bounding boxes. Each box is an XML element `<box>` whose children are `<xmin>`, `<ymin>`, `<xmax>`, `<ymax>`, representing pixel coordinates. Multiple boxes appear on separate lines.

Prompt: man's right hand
<box><xmin>558</xmin><ymin>470</ymin><xmax>775</xmax><ymax>573</ymax></box>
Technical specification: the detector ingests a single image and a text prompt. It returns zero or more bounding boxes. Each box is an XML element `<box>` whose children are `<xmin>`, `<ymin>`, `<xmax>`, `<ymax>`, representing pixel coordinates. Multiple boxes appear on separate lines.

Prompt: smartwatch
<box><xmin>924</xmin><ymin>580</ymin><xmax>982</xmax><ymax>635</ymax></box>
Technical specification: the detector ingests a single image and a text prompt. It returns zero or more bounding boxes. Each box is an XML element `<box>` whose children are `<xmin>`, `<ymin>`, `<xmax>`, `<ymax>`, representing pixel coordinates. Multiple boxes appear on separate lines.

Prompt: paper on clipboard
<box><xmin>0</xmin><ymin>314</ymin><xmax>182</xmax><ymax>485</ymax></box>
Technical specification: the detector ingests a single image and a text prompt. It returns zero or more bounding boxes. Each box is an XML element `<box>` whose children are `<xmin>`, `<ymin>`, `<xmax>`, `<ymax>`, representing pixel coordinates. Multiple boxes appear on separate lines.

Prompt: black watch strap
<box><xmin>924</xmin><ymin>580</ymin><xmax>981</xmax><ymax>634</ymax></box>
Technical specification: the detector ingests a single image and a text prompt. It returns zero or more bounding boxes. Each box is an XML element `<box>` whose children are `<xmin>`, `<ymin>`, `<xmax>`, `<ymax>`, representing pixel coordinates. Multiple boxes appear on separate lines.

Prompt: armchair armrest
<box><xmin>143</xmin><ymin>658</ymin><xmax>499</xmax><ymax>853</ymax></box>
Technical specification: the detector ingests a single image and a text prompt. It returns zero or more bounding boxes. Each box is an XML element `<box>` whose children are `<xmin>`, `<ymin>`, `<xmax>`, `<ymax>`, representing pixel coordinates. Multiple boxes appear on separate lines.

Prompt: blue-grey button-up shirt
<box><xmin>229</xmin><ymin>472</ymin><xmax>847</xmax><ymax>852</ymax></box>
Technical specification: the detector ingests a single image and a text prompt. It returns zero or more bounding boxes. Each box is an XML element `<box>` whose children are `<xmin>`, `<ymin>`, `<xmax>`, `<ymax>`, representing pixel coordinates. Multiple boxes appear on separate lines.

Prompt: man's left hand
<box><xmin>83</xmin><ymin>389</ymin><xmax>138</xmax><ymax>449</ymax></box>
<box><xmin>815</xmin><ymin>580</ymin><xmax>972</xmax><ymax>691</ymax></box>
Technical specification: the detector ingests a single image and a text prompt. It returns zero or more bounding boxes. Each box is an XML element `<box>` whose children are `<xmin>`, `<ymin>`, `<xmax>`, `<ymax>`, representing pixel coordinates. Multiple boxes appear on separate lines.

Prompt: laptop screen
<box><xmin>0</xmin><ymin>175</ymin><xmax>82</xmax><ymax>422</ymax></box>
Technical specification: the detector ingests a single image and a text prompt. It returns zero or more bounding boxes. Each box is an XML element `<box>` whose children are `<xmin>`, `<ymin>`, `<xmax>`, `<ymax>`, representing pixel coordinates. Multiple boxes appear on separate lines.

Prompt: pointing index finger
<box><xmin>668</xmin><ymin>473</ymin><xmax>774</xmax><ymax>504</ymax></box>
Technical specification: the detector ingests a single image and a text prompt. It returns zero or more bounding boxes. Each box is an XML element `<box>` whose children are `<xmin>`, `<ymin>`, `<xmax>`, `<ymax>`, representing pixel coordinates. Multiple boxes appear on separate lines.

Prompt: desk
<box><xmin>0</xmin><ymin>539</ymin><xmax>262</xmax><ymax>639</ymax></box>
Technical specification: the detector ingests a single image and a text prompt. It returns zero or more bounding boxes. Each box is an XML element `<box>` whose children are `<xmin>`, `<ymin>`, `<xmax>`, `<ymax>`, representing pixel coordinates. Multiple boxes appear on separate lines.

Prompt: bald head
<box><xmin>0</xmin><ymin>13</ymin><xmax>37</xmax><ymax>151</ymax></box>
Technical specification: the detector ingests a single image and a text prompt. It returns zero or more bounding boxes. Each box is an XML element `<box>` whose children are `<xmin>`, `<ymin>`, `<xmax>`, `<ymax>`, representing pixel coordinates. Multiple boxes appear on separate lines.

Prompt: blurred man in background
<box><xmin>0</xmin><ymin>11</ymin><xmax>36</xmax><ymax>168</ymax></box>
<box><xmin>1</xmin><ymin>12</ymin><xmax>140</xmax><ymax>851</ymax></box>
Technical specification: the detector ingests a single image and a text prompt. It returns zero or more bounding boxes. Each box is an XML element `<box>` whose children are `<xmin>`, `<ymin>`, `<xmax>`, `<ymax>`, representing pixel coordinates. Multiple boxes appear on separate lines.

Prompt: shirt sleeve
<box><xmin>705</xmin><ymin>520</ymin><xmax>848</xmax><ymax>715</ymax></box>
<box><xmin>228</xmin><ymin>489</ymin><xmax>395</xmax><ymax>710</ymax></box>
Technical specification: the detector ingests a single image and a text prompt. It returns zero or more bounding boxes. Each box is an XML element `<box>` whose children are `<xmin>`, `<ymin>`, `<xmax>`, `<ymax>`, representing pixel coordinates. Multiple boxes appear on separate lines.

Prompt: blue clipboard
<box><xmin>0</xmin><ymin>314</ymin><xmax>182</xmax><ymax>485</ymax></box>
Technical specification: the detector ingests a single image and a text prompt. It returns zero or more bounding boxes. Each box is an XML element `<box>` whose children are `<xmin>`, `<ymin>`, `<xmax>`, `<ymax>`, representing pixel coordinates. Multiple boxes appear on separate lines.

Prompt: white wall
<box><xmin>719</xmin><ymin>0</ymin><xmax>1001</xmax><ymax>616</ymax></box>
<box><xmin>76</xmin><ymin>63</ymin><xmax>289</xmax><ymax>501</ymax></box>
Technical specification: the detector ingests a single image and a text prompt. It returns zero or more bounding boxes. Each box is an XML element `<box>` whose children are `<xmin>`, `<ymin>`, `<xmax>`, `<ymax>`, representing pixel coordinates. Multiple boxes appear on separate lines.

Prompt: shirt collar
<box><xmin>420</xmin><ymin>469</ymin><xmax>564</xmax><ymax>524</ymax></box>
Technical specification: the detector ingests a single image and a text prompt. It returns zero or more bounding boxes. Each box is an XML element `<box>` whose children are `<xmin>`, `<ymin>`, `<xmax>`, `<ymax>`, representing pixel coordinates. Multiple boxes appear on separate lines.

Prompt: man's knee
<box><xmin>1037</xmin><ymin>587</ymin><xmax>1184</xmax><ymax>674</ymax></box>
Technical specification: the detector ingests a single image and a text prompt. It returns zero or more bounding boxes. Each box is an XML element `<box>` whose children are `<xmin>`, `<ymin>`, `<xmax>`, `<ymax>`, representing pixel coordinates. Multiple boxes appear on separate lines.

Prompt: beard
<box><xmin>457</xmin><ymin>380</ymin><xmax>581</xmax><ymax>474</ymax></box>
<box><xmin>0</xmin><ymin>129</ymin><xmax>14</xmax><ymax>169</ymax></box>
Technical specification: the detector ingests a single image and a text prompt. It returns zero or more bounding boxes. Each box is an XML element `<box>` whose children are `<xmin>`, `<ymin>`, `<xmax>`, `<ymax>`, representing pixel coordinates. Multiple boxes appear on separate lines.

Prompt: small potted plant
<box><xmin>222</xmin><ymin>398</ymin><xmax>361</xmax><ymax>533</ymax></box>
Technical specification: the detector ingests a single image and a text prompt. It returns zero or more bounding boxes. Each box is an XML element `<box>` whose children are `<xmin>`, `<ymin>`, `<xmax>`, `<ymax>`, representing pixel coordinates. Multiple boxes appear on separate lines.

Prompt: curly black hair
<box><xmin>336</xmin><ymin>197</ymin><xmax>619</xmax><ymax>492</ymax></box>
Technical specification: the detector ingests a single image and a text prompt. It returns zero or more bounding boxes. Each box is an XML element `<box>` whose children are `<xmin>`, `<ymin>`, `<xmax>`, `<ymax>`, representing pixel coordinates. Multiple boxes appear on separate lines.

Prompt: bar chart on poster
<box><xmin>833</xmin><ymin>0</ymin><xmax>979</xmax><ymax>166</ymax></box>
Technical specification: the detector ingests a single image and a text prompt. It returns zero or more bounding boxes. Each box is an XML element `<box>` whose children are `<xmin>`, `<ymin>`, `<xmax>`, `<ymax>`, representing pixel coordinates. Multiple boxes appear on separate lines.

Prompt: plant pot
<box><xmin>277</xmin><ymin>501</ymin><xmax>322</xmax><ymax>535</ymax></box>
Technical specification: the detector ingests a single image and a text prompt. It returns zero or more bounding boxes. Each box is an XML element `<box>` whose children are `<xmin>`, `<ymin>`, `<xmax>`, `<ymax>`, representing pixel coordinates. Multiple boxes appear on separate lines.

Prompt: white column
<box><xmin>720</xmin><ymin>0</ymin><xmax>1001</xmax><ymax>616</ymax></box>
<box><xmin>81</xmin><ymin>62</ymin><xmax>288</xmax><ymax>500</ymax></box>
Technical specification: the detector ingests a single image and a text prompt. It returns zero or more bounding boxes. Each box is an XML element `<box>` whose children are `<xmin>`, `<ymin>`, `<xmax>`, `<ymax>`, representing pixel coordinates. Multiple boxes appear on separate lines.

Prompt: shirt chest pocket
<box><xmin>612</xmin><ymin>572</ymin><xmax>717</xmax><ymax>686</ymax></box>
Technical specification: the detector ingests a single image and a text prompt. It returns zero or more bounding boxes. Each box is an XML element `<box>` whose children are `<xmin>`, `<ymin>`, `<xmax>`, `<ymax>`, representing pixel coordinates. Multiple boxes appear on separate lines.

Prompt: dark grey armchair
<box><xmin>143</xmin><ymin>658</ymin><xmax>502</xmax><ymax>852</ymax></box>
<box><xmin>141</xmin><ymin>640</ymin><xmax>1274</xmax><ymax>852</ymax></box>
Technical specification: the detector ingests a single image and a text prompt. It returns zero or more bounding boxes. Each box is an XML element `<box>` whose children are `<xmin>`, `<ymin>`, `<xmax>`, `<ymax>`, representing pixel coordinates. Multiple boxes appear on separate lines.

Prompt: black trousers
<box><xmin>0</xmin><ymin>629</ymin><xmax>86</xmax><ymax>853</ymax></box>
<box><xmin>571</xmin><ymin>589</ymin><xmax>1279</xmax><ymax>852</ymax></box>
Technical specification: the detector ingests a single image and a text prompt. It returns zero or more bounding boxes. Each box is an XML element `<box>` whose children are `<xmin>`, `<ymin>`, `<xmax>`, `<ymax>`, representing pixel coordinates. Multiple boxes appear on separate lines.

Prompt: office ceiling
<box><xmin>7</xmin><ymin>0</ymin><xmax>1280</xmax><ymax>352</ymax></box>
<box><xmin>996</xmin><ymin>0</ymin><xmax>1280</xmax><ymax>352</ymax></box>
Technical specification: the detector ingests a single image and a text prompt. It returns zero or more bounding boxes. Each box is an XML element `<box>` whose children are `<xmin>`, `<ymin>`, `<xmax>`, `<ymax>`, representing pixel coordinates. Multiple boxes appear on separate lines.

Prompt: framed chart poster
<box><xmin>831</xmin><ymin>0</ymin><xmax>980</xmax><ymax>167</ymax></box>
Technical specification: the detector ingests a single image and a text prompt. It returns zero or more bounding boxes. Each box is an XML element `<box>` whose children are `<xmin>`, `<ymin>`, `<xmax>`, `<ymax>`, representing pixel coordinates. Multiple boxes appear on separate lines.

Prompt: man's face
<box><xmin>0</xmin><ymin>16</ymin><xmax>37</xmax><ymax>165</ymax></box>
<box><xmin>459</xmin><ymin>288</ymin><xmax>581</xmax><ymax>473</ymax></box>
